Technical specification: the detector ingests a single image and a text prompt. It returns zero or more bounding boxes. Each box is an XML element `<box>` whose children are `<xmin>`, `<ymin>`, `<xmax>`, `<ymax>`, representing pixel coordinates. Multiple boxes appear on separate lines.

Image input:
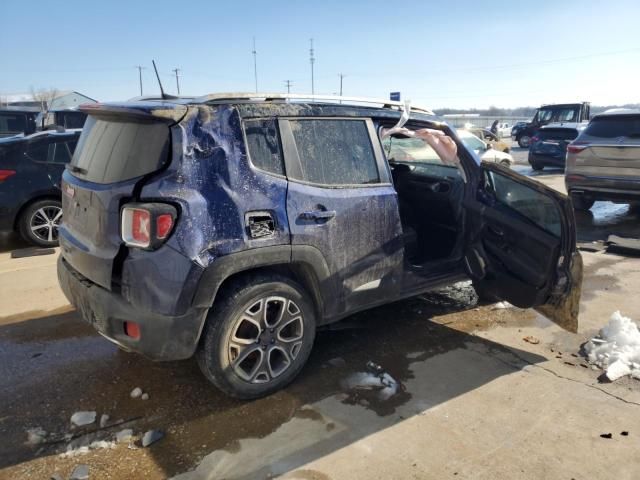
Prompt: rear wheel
<box><xmin>18</xmin><ymin>199</ymin><xmax>62</xmax><ymax>247</ymax></box>
<box><xmin>570</xmin><ymin>194</ymin><xmax>594</xmax><ymax>211</ymax></box>
<box><xmin>530</xmin><ymin>161</ymin><xmax>544</xmax><ymax>171</ymax></box>
<box><xmin>197</xmin><ymin>274</ymin><xmax>316</xmax><ymax>399</ymax></box>
<box><xmin>518</xmin><ymin>135</ymin><xmax>531</xmax><ymax>148</ymax></box>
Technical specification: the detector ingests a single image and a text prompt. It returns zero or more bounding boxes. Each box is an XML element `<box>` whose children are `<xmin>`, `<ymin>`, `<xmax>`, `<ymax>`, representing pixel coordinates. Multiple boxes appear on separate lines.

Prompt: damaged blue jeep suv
<box><xmin>58</xmin><ymin>94</ymin><xmax>582</xmax><ymax>399</ymax></box>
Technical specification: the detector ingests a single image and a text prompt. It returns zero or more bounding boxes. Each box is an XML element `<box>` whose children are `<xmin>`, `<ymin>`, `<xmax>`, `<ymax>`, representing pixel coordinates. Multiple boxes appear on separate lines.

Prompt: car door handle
<box><xmin>299</xmin><ymin>210</ymin><xmax>336</xmax><ymax>223</ymax></box>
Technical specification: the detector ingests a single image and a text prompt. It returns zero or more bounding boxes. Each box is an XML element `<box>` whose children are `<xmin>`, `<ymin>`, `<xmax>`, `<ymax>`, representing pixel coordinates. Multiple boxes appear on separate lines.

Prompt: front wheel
<box><xmin>197</xmin><ymin>274</ymin><xmax>316</xmax><ymax>399</ymax></box>
<box><xmin>18</xmin><ymin>199</ymin><xmax>63</xmax><ymax>247</ymax></box>
<box><xmin>518</xmin><ymin>135</ymin><xmax>531</xmax><ymax>148</ymax></box>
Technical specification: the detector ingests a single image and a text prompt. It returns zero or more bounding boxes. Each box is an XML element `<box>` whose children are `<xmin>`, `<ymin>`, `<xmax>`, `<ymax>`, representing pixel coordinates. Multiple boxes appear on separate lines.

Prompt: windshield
<box><xmin>458</xmin><ymin>132</ymin><xmax>485</xmax><ymax>151</ymax></box>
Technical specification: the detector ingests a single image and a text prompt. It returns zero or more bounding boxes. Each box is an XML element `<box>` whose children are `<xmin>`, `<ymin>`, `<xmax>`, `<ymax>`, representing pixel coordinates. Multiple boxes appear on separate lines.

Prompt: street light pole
<box><xmin>309</xmin><ymin>38</ymin><xmax>315</xmax><ymax>95</ymax></box>
<box><xmin>252</xmin><ymin>37</ymin><xmax>258</xmax><ymax>93</ymax></box>
<box><xmin>135</xmin><ymin>65</ymin><xmax>144</xmax><ymax>96</ymax></box>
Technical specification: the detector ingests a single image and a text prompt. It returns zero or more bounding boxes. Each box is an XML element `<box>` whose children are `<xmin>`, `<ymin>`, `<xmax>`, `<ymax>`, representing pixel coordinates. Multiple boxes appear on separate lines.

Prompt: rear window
<box><xmin>538</xmin><ymin>129</ymin><xmax>578</xmax><ymax>141</ymax></box>
<box><xmin>584</xmin><ymin>115</ymin><xmax>640</xmax><ymax>138</ymax></box>
<box><xmin>70</xmin><ymin>116</ymin><xmax>169</xmax><ymax>184</ymax></box>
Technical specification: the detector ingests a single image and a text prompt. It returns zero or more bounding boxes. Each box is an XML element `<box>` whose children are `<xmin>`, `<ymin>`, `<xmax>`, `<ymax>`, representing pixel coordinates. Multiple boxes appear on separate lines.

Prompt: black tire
<box><xmin>18</xmin><ymin>199</ymin><xmax>63</xmax><ymax>247</ymax></box>
<box><xmin>570</xmin><ymin>194</ymin><xmax>594</xmax><ymax>211</ymax></box>
<box><xmin>518</xmin><ymin>135</ymin><xmax>531</xmax><ymax>148</ymax></box>
<box><xmin>197</xmin><ymin>273</ymin><xmax>316</xmax><ymax>399</ymax></box>
<box><xmin>530</xmin><ymin>161</ymin><xmax>543</xmax><ymax>171</ymax></box>
<box><xmin>472</xmin><ymin>281</ymin><xmax>498</xmax><ymax>303</ymax></box>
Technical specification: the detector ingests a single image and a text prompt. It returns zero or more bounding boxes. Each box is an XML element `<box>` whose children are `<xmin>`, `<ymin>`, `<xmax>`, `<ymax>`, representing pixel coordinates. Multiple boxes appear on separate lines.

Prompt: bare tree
<box><xmin>29</xmin><ymin>87</ymin><xmax>59</xmax><ymax>111</ymax></box>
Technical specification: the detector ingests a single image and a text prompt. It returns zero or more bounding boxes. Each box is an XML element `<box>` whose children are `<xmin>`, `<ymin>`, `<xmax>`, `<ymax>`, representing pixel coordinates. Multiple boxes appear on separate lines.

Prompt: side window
<box><xmin>25</xmin><ymin>141</ymin><xmax>50</xmax><ymax>163</ymax></box>
<box><xmin>52</xmin><ymin>139</ymin><xmax>78</xmax><ymax>164</ymax></box>
<box><xmin>244</xmin><ymin>119</ymin><xmax>285</xmax><ymax>175</ymax></box>
<box><xmin>487</xmin><ymin>171</ymin><xmax>561</xmax><ymax>236</ymax></box>
<box><xmin>289</xmin><ymin>119</ymin><xmax>379</xmax><ymax>185</ymax></box>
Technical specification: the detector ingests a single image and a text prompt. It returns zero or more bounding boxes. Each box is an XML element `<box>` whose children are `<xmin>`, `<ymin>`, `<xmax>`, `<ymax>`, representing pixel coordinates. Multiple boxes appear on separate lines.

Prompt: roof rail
<box><xmin>194</xmin><ymin>92</ymin><xmax>434</xmax><ymax>115</ymax></box>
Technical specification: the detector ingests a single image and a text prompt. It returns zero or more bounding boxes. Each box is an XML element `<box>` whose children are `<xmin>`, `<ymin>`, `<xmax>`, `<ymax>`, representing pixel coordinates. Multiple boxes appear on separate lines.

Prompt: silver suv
<box><xmin>566</xmin><ymin>110</ymin><xmax>640</xmax><ymax>210</ymax></box>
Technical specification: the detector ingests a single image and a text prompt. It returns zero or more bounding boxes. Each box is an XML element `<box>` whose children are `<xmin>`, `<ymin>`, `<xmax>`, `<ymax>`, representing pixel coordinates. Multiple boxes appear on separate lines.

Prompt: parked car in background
<box><xmin>566</xmin><ymin>109</ymin><xmax>640</xmax><ymax>211</ymax></box>
<box><xmin>0</xmin><ymin>107</ymin><xmax>39</xmax><ymax>138</ymax></box>
<box><xmin>36</xmin><ymin>108</ymin><xmax>88</xmax><ymax>130</ymax></box>
<box><xmin>466</xmin><ymin>128</ymin><xmax>510</xmax><ymax>153</ymax></box>
<box><xmin>497</xmin><ymin>122</ymin><xmax>511</xmax><ymax>138</ymax></box>
<box><xmin>528</xmin><ymin>124</ymin><xmax>584</xmax><ymax>171</ymax></box>
<box><xmin>512</xmin><ymin>102</ymin><xmax>590</xmax><ymax>148</ymax></box>
<box><xmin>458</xmin><ymin>130</ymin><xmax>514</xmax><ymax>166</ymax></box>
<box><xmin>0</xmin><ymin>129</ymin><xmax>81</xmax><ymax>246</ymax></box>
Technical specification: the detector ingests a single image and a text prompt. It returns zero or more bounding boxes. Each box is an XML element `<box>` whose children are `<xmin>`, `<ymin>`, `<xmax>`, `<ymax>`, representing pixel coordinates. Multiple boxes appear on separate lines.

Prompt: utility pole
<box><xmin>284</xmin><ymin>80</ymin><xmax>293</xmax><ymax>94</ymax></box>
<box><xmin>309</xmin><ymin>38</ymin><xmax>315</xmax><ymax>95</ymax></box>
<box><xmin>172</xmin><ymin>68</ymin><xmax>181</xmax><ymax>95</ymax></box>
<box><xmin>252</xmin><ymin>37</ymin><xmax>258</xmax><ymax>93</ymax></box>
<box><xmin>338</xmin><ymin>73</ymin><xmax>345</xmax><ymax>96</ymax></box>
<box><xmin>135</xmin><ymin>65</ymin><xmax>145</xmax><ymax>96</ymax></box>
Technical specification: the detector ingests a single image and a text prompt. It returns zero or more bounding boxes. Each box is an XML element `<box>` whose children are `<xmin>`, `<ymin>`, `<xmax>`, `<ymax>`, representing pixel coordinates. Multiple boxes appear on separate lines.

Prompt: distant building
<box><xmin>2</xmin><ymin>90</ymin><xmax>98</xmax><ymax>110</ymax></box>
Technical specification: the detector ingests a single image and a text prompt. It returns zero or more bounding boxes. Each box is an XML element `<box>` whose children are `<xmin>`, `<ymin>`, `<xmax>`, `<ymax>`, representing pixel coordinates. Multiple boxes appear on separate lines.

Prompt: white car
<box><xmin>458</xmin><ymin>130</ymin><xmax>513</xmax><ymax>167</ymax></box>
<box><xmin>497</xmin><ymin>122</ymin><xmax>511</xmax><ymax>138</ymax></box>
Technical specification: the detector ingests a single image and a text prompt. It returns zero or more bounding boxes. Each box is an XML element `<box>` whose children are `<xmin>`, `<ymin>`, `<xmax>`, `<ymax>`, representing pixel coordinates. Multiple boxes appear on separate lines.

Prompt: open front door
<box><xmin>463</xmin><ymin>163</ymin><xmax>582</xmax><ymax>332</ymax></box>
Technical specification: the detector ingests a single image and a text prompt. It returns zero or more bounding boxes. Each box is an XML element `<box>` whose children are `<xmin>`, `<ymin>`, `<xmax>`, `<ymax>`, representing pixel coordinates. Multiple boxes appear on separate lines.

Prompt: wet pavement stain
<box><xmin>0</xmin><ymin>282</ymin><xmax>549</xmax><ymax>479</ymax></box>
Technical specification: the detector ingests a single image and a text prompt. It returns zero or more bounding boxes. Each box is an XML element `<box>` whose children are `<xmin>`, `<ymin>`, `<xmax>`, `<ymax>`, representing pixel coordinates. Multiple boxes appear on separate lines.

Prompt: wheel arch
<box><xmin>192</xmin><ymin>245</ymin><xmax>333</xmax><ymax>333</ymax></box>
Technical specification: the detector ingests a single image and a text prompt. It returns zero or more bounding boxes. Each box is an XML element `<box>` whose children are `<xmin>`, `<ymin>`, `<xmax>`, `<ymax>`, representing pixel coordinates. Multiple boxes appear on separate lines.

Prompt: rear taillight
<box><xmin>0</xmin><ymin>170</ymin><xmax>16</xmax><ymax>182</ymax></box>
<box><xmin>567</xmin><ymin>142</ymin><xmax>589</xmax><ymax>154</ymax></box>
<box><xmin>121</xmin><ymin>203</ymin><xmax>177</xmax><ymax>249</ymax></box>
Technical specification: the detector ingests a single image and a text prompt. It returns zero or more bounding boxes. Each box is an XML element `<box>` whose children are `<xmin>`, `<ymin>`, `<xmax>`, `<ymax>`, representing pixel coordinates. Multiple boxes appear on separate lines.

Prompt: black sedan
<box><xmin>0</xmin><ymin>129</ymin><xmax>81</xmax><ymax>246</ymax></box>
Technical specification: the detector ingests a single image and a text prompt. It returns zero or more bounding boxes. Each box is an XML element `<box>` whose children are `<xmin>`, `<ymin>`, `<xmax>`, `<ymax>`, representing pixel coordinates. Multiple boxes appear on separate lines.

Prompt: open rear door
<box><xmin>463</xmin><ymin>163</ymin><xmax>582</xmax><ymax>332</ymax></box>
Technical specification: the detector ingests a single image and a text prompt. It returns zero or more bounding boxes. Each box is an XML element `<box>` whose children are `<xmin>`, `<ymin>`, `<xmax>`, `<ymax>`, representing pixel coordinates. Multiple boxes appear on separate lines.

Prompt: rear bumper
<box><xmin>58</xmin><ymin>255</ymin><xmax>207</xmax><ymax>360</ymax></box>
<box><xmin>565</xmin><ymin>174</ymin><xmax>640</xmax><ymax>202</ymax></box>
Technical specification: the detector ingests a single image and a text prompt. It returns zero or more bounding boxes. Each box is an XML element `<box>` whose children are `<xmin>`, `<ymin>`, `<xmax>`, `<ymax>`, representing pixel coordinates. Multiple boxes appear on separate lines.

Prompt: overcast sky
<box><xmin>2</xmin><ymin>0</ymin><xmax>639</xmax><ymax>109</ymax></box>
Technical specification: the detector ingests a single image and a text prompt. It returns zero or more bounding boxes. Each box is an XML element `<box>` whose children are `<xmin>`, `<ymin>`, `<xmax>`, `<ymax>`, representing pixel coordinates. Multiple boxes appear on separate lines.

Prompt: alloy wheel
<box><xmin>29</xmin><ymin>206</ymin><xmax>62</xmax><ymax>243</ymax></box>
<box><xmin>226</xmin><ymin>296</ymin><xmax>304</xmax><ymax>384</ymax></box>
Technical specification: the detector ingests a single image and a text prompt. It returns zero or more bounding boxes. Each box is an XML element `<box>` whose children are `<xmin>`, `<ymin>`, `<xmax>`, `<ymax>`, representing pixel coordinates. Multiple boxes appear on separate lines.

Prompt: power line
<box><xmin>284</xmin><ymin>80</ymin><xmax>293</xmax><ymax>94</ymax></box>
<box><xmin>135</xmin><ymin>65</ymin><xmax>145</xmax><ymax>96</ymax></box>
<box><xmin>309</xmin><ymin>38</ymin><xmax>315</xmax><ymax>95</ymax></box>
<box><xmin>252</xmin><ymin>37</ymin><xmax>258</xmax><ymax>93</ymax></box>
<box><xmin>172</xmin><ymin>68</ymin><xmax>181</xmax><ymax>95</ymax></box>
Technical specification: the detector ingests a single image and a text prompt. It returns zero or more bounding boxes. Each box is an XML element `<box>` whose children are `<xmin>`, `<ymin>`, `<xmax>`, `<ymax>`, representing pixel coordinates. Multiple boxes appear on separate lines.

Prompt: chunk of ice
<box><xmin>70</xmin><ymin>411</ymin><xmax>96</xmax><ymax>427</ymax></box>
<box><xmin>130</xmin><ymin>387</ymin><xmax>143</xmax><ymax>399</ymax></box>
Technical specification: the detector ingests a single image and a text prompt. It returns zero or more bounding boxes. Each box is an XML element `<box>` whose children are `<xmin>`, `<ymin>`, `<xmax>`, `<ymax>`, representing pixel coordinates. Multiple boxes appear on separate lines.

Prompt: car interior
<box><xmin>378</xmin><ymin>123</ymin><xmax>465</xmax><ymax>267</ymax></box>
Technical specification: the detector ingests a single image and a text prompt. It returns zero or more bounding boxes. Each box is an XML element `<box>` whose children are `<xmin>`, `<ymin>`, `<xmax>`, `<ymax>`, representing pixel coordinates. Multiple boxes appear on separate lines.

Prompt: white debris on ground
<box><xmin>60</xmin><ymin>440</ymin><xmax>116</xmax><ymax>458</ymax></box>
<box><xmin>342</xmin><ymin>371</ymin><xmax>399</xmax><ymax>401</ymax></box>
<box><xmin>142</xmin><ymin>429</ymin><xmax>165</xmax><ymax>447</ymax></box>
<box><xmin>130</xmin><ymin>387</ymin><xmax>143</xmax><ymax>398</ymax></box>
<box><xmin>141</xmin><ymin>393</ymin><xmax>149</xmax><ymax>400</ymax></box>
<box><xmin>25</xmin><ymin>427</ymin><xmax>46</xmax><ymax>445</ymax></box>
<box><xmin>115</xmin><ymin>429</ymin><xmax>134</xmax><ymax>443</ymax></box>
<box><xmin>584</xmin><ymin>311</ymin><xmax>640</xmax><ymax>381</ymax></box>
<box><xmin>99</xmin><ymin>414</ymin><xmax>109</xmax><ymax>428</ymax></box>
<box><xmin>492</xmin><ymin>301</ymin><xmax>513</xmax><ymax>310</ymax></box>
<box><xmin>70</xmin><ymin>411</ymin><xmax>96</xmax><ymax>427</ymax></box>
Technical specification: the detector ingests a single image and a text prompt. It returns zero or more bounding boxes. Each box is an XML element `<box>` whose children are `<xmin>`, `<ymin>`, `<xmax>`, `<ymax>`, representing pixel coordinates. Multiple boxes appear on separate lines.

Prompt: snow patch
<box><xmin>70</xmin><ymin>411</ymin><xmax>96</xmax><ymax>427</ymax></box>
<box><xmin>60</xmin><ymin>440</ymin><xmax>115</xmax><ymax>458</ymax></box>
<box><xmin>584</xmin><ymin>311</ymin><xmax>640</xmax><ymax>381</ymax></box>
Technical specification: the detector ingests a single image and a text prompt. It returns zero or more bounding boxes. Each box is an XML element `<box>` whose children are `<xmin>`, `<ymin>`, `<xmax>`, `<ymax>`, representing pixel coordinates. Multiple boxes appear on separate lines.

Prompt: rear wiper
<box><xmin>66</xmin><ymin>164</ymin><xmax>87</xmax><ymax>175</ymax></box>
